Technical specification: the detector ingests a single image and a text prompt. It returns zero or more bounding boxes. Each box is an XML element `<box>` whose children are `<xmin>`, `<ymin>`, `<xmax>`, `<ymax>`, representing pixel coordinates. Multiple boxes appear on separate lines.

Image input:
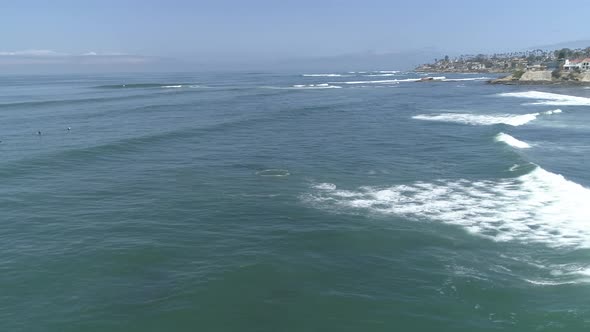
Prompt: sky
<box><xmin>1</xmin><ymin>0</ymin><xmax>590</xmax><ymax>72</ymax></box>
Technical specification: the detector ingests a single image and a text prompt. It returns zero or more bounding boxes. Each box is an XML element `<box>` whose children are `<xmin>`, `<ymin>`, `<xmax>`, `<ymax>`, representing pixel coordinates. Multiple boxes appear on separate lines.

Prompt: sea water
<box><xmin>1</xmin><ymin>71</ymin><xmax>590</xmax><ymax>331</ymax></box>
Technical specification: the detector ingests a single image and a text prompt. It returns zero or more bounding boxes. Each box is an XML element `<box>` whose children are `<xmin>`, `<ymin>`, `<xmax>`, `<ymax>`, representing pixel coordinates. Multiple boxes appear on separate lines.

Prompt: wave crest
<box><xmin>291</xmin><ymin>84</ymin><xmax>342</xmax><ymax>89</ymax></box>
<box><xmin>495</xmin><ymin>133</ymin><xmax>531</xmax><ymax>149</ymax></box>
<box><xmin>302</xmin><ymin>74</ymin><xmax>346</xmax><ymax>77</ymax></box>
<box><xmin>499</xmin><ymin>91</ymin><xmax>590</xmax><ymax>106</ymax></box>
<box><xmin>412</xmin><ymin>113</ymin><xmax>541</xmax><ymax>126</ymax></box>
<box><xmin>304</xmin><ymin>167</ymin><xmax>590</xmax><ymax>248</ymax></box>
<box><xmin>95</xmin><ymin>83</ymin><xmax>198</xmax><ymax>89</ymax></box>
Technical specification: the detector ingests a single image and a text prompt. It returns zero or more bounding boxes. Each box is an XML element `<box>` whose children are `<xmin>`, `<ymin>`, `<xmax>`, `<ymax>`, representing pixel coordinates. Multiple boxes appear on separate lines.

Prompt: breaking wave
<box><xmin>95</xmin><ymin>83</ymin><xmax>199</xmax><ymax>89</ymax></box>
<box><xmin>291</xmin><ymin>84</ymin><xmax>342</xmax><ymax>89</ymax></box>
<box><xmin>302</xmin><ymin>74</ymin><xmax>347</xmax><ymax>77</ymax></box>
<box><xmin>498</xmin><ymin>91</ymin><xmax>590</xmax><ymax>106</ymax></box>
<box><xmin>365</xmin><ymin>74</ymin><xmax>400</xmax><ymax>77</ymax></box>
<box><xmin>304</xmin><ymin>166</ymin><xmax>590</xmax><ymax>248</ymax></box>
<box><xmin>413</xmin><ymin>113</ymin><xmax>537</xmax><ymax>126</ymax></box>
<box><xmin>335</xmin><ymin>77</ymin><xmax>445</xmax><ymax>85</ymax></box>
<box><xmin>495</xmin><ymin>133</ymin><xmax>531</xmax><ymax>149</ymax></box>
<box><xmin>413</xmin><ymin>109</ymin><xmax>561</xmax><ymax>127</ymax></box>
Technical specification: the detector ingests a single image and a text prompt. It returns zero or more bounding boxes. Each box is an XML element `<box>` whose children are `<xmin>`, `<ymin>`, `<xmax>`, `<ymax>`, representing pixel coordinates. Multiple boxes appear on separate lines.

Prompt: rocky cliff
<box><xmin>519</xmin><ymin>70</ymin><xmax>552</xmax><ymax>81</ymax></box>
<box><xmin>490</xmin><ymin>70</ymin><xmax>590</xmax><ymax>85</ymax></box>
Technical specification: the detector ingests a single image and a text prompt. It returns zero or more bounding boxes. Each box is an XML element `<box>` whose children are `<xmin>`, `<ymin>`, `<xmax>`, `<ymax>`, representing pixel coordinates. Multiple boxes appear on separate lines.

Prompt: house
<box><xmin>563</xmin><ymin>59</ymin><xmax>582</xmax><ymax>71</ymax></box>
<box><xmin>563</xmin><ymin>58</ymin><xmax>590</xmax><ymax>71</ymax></box>
<box><xmin>511</xmin><ymin>58</ymin><xmax>528</xmax><ymax>69</ymax></box>
<box><xmin>468</xmin><ymin>62</ymin><xmax>486</xmax><ymax>70</ymax></box>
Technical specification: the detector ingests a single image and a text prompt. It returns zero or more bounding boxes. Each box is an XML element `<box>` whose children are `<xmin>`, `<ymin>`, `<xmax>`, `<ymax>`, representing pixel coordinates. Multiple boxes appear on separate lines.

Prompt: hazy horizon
<box><xmin>2</xmin><ymin>0</ymin><xmax>590</xmax><ymax>73</ymax></box>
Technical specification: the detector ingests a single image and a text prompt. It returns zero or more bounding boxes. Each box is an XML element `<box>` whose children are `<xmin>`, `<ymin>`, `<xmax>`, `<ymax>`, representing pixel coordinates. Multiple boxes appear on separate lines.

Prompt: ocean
<box><xmin>1</xmin><ymin>71</ymin><xmax>590</xmax><ymax>331</ymax></box>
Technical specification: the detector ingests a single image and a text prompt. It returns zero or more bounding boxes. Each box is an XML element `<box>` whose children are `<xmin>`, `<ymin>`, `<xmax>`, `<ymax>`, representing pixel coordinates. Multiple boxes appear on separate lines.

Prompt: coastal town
<box><xmin>416</xmin><ymin>48</ymin><xmax>590</xmax><ymax>72</ymax></box>
<box><xmin>415</xmin><ymin>47</ymin><xmax>590</xmax><ymax>84</ymax></box>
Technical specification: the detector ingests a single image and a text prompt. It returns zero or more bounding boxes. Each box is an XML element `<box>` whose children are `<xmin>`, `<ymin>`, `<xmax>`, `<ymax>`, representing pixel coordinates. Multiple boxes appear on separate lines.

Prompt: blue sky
<box><xmin>1</xmin><ymin>0</ymin><xmax>590</xmax><ymax>70</ymax></box>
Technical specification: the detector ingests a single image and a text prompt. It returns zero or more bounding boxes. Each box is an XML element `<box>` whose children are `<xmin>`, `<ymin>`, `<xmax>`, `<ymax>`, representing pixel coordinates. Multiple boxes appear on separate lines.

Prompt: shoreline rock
<box><xmin>488</xmin><ymin>70</ymin><xmax>590</xmax><ymax>85</ymax></box>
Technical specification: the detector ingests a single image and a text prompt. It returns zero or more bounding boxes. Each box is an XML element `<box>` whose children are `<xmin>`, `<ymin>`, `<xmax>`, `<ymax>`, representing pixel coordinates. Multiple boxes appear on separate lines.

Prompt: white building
<box><xmin>564</xmin><ymin>58</ymin><xmax>590</xmax><ymax>71</ymax></box>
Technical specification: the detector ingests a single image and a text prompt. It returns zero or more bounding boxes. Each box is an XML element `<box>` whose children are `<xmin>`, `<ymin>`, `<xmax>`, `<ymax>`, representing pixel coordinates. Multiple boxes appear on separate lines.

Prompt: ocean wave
<box><xmin>291</xmin><ymin>84</ymin><xmax>342</xmax><ymax>89</ymax></box>
<box><xmin>499</xmin><ymin>254</ymin><xmax>590</xmax><ymax>285</ymax></box>
<box><xmin>412</xmin><ymin>109</ymin><xmax>561</xmax><ymax>126</ymax></box>
<box><xmin>364</xmin><ymin>74</ymin><xmax>400</xmax><ymax>77</ymax></box>
<box><xmin>523</xmin><ymin>279</ymin><xmax>578</xmax><ymax>286</ymax></box>
<box><xmin>336</xmin><ymin>79</ymin><xmax>402</xmax><ymax>85</ymax></box>
<box><xmin>256</xmin><ymin>169</ymin><xmax>290</xmax><ymax>177</ymax></box>
<box><xmin>0</xmin><ymin>92</ymin><xmax>186</xmax><ymax>109</ymax></box>
<box><xmin>337</xmin><ymin>77</ymin><xmax>446</xmax><ymax>84</ymax></box>
<box><xmin>304</xmin><ymin>166</ymin><xmax>590</xmax><ymax>248</ymax></box>
<box><xmin>302</xmin><ymin>74</ymin><xmax>346</xmax><ymax>77</ymax></box>
<box><xmin>544</xmin><ymin>109</ymin><xmax>562</xmax><ymax>115</ymax></box>
<box><xmin>336</xmin><ymin>78</ymin><xmax>413</xmax><ymax>85</ymax></box>
<box><xmin>509</xmin><ymin>164</ymin><xmax>521</xmax><ymax>172</ymax></box>
<box><xmin>95</xmin><ymin>83</ymin><xmax>198</xmax><ymax>89</ymax></box>
<box><xmin>495</xmin><ymin>133</ymin><xmax>531</xmax><ymax>149</ymax></box>
<box><xmin>498</xmin><ymin>91</ymin><xmax>590</xmax><ymax>106</ymax></box>
<box><xmin>313</xmin><ymin>183</ymin><xmax>337</xmax><ymax>190</ymax></box>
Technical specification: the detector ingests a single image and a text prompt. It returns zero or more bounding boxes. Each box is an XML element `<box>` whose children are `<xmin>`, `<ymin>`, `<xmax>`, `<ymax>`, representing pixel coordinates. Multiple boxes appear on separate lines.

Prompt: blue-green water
<box><xmin>2</xmin><ymin>71</ymin><xmax>590</xmax><ymax>331</ymax></box>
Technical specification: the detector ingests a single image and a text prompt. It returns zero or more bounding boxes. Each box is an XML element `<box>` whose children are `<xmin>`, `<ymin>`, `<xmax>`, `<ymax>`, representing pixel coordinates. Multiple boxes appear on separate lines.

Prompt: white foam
<box><xmin>414</xmin><ymin>107</ymin><xmax>564</xmax><ymax>126</ymax></box>
<box><xmin>377</xmin><ymin>70</ymin><xmax>400</xmax><ymax>73</ymax></box>
<box><xmin>544</xmin><ymin>109</ymin><xmax>562</xmax><ymax>115</ymax></box>
<box><xmin>313</xmin><ymin>183</ymin><xmax>337</xmax><ymax>190</ymax></box>
<box><xmin>303</xmin><ymin>74</ymin><xmax>345</xmax><ymax>77</ymax></box>
<box><xmin>335</xmin><ymin>77</ymin><xmax>434</xmax><ymax>85</ymax></box>
<box><xmin>305</xmin><ymin>167</ymin><xmax>590</xmax><ymax>248</ymax></box>
<box><xmin>365</xmin><ymin>74</ymin><xmax>399</xmax><ymax>77</ymax></box>
<box><xmin>162</xmin><ymin>85</ymin><xmax>183</xmax><ymax>88</ymax></box>
<box><xmin>291</xmin><ymin>84</ymin><xmax>342</xmax><ymax>89</ymax></box>
<box><xmin>413</xmin><ymin>113</ymin><xmax>540</xmax><ymax>126</ymax></box>
<box><xmin>499</xmin><ymin>91</ymin><xmax>590</xmax><ymax>106</ymax></box>
<box><xmin>495</xmin><ymin>133</ymin><xmax>531</xmax><ymax>149</ymax></box>
<box><xmin>336</xmin><ymin>79</ymin><xmax>406</xmax><ymax>85</ymax></box>
<box><xmin>335</xmin><ymin>77</ymin><xmax>448</xmax><ymax>84</ymax></box>
<box><xmin>523</xmin><ymin>279</ymin><xmax>578</xmax><ymax>286</ymax></box>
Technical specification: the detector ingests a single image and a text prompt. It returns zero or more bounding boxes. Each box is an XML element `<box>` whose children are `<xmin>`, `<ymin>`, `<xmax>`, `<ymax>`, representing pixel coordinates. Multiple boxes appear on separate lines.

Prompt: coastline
<box><xmin>488</xmin><ymin>70</ymin><xmax>590</xmax><ymax>86</ymax></box>
<box><xmin>412</xmin><ymin>70</ymin><xmax>590</xmax><ymax>86</ymax></box>
<box><xmin>488</xmin><ymin>79</ymin><xmax>590</xmax><ymax>86</ymax></box>
<box><xmin>414</xmin><ymin>69</ymin><xmax>508</xmax><ymax>74</ymax></box>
